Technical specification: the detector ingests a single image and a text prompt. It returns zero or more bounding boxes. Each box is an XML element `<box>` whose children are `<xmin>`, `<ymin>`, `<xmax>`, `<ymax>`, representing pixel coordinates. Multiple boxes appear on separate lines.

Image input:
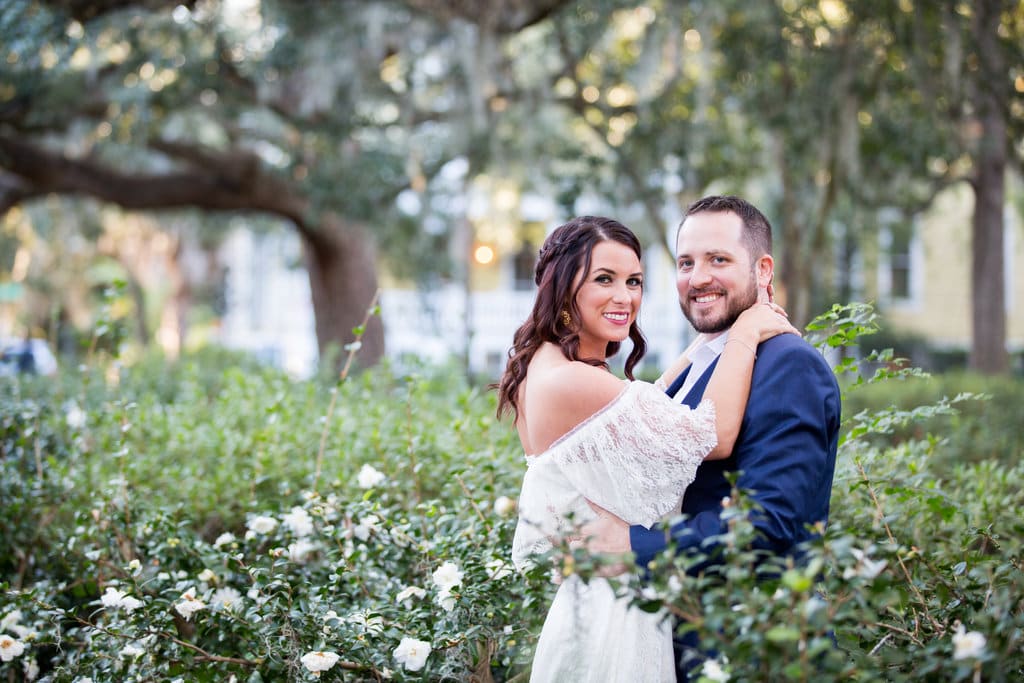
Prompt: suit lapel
<box><xmin>680</xmin><ymin>357</ymin><xmax>720</xmax><ymax>409</ymax></box>
<box><xmin>665</xmin><ymin>367</ymin><xmax>689</xmax><ymax>398</ymax></box>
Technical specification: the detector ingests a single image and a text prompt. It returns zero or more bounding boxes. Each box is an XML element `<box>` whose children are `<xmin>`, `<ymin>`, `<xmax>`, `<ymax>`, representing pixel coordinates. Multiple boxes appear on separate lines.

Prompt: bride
<box><xmin>496</xmin><ymin>216</ymin><xmax>795</xmax><ymax>681</ymax></box>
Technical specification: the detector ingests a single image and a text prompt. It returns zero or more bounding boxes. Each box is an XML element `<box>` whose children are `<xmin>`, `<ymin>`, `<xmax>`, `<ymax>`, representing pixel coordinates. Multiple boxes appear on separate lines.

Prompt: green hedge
<box><xmin>841</xmin><ymin>371</ymin><xmax>1023</xmax><ymax>468</ymax></box>
<box><xmin>1</xmin><ymin>305</ymin><xmax>1021</xmax><ymax>681</ymax></box>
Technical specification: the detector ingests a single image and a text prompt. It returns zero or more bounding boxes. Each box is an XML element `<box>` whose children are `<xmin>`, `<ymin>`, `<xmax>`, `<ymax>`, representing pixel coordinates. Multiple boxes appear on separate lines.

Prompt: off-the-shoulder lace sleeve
<box><xmin>511</xmin><ymin>381</ymin><xmax>717</xmax><ymax>571</ymax></box>
<box><xmin>544</xmin><ymin>381</ymin><xmax>716</xmax><ymax>528</ymax></box>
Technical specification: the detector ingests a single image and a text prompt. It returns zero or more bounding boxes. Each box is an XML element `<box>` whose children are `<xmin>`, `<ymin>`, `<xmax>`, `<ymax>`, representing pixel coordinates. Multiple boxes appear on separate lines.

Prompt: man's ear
<box><xmin>756</xmin><ymin>254</ymin><xmax>774</xmax><ymax>289</ymax></box>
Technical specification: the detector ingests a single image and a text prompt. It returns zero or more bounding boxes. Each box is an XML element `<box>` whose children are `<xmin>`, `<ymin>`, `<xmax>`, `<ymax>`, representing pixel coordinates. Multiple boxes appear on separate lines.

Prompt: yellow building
<box><xmin>864</xmin><ymin>180</ymin><xmax>1023</xmax><ymax>362</ymax></box>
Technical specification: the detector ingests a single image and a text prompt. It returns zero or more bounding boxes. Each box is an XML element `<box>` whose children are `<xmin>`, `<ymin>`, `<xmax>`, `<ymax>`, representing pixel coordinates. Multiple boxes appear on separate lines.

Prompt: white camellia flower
<box><xmin>431</xmin><ymin>561</ymin><xmax>464</xmax><ymax>592</ymax></box>
<box><xmin>393</xmin><ymin>636</ymin><xmax>431</xmax><ymax>672</ymax></box>
<box><xmin>701</xmin><ymin>658</ymin><xmax>730</xmax><ymax>682</ymax></box>
<box><xmin>23</xmin><ymin>657</ymin><xmax>39</xmax><ymax>681</ymax></box>
<box><xmin>210</xmin><ymin>587</ymin><xmax>243</xmax><ymax>612</ymax></box>
<box><xmin>952</xmin><ymin>623</ymin><xmax>987</xmax><ymax>660</ymax></box>
<box><xmin>213</xmin><ymin>532</ymin><xmax>236</xmax><ymax>548</ymax></box>
<box><xmin>0</xmin><ymin>612</ymin><xmax>31</xmax><ymax>639</ymax></box>
<box><xmin>300</xmin><ymin>650</ymin><xmax>340</xmax><ymax>675</ymax></box>
<box><xmin>357</xmin><ymin>464</ymin><xmax>386</xmax><ymax>489</ymax></box>
<box><xmin>288</xmin><ymin>539</ymin><xmax>317</xmax><ymax>563</ymax></box>
<box><xmin>100</xmin><ymin>586</ymin><xmax>143</xmax><ymax>613</ymax></box>
<box><xmin>127</xmin><ymin>559</ymin><xmax>142</xmax><ymax>575</ymax></box>
<box><xmin>282</xmin><ymin>506</ymin><xmax>315</xmax><ymax>537</ymax></box>
<box><xmin>843</xmin><ymin>547</ymin><xmax>887</xmax><ymax>580</ymax></box>
<box><xmin>100</xmin><ymin>587</ymin><xmax>127</xmax><ymax>608</ymax></box>
<box><xmin>120</xmin><ymin>595</ymin><xmax>143</xmax><ymax>612</ymax></box>
<box><xmin>493</xmin><ymin>496</ymin><xmax>516</xmax><ymax>516</ymax></box>
<box><xmin>65</xmin><ymin>402</ymin><xmax>87</xmax><ymax>429</ymax></box>
<box><xmin>174</xmin><ymin>588</ymin><xmax>207</xmax><ymax>621</ymax></box>
<box><xmin>353</xmin><ymin>515</ymin><xmax>380</xmax><ymax>542</ymax></box>
<box><xmin>431</xmin><ymin>561</ymin><xmax>464</xmax><ymax>612</ymax></box>
<box><xmin>0</xmin><ymin>611</ymin><xmax>21</xmax><ymax>632</ymax></box>
<box><xmin>0</xmin><ymin>634</ymin><xmax>26</xmax><ymax>661</ymax></box>
<box><xmin>246</xmin><ymin>515</ymin><xmax>278</xmax><ymax>535</ymax></box>
<box><xmin>198</xmin><ymin>568</ymin><xmax>217</xmax><ymax>584</ymax></box>
<box><xmin>435</xmin><ymin>591</ymin><xmax>457</xmax><ymax>612</ymax></box>
<box><xmin>395</xmin><ymin>586</ymin><xmax>427</xmax><ymax>606</ymax></box>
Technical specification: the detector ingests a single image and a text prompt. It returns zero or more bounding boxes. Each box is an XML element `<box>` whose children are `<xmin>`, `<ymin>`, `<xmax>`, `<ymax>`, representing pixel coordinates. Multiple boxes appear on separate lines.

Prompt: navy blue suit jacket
<box><xmin>630</xmin><ymin>333</ymin><xmax>841</xmax><ymax>568</ymax></box>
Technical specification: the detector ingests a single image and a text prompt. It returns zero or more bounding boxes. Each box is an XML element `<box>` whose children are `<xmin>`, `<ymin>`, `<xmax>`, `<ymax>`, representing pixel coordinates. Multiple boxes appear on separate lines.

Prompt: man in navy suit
<box><xmin>584</xmin><ymin>195</ymin><xmax>841</xmax><ymax>679</ymax></box>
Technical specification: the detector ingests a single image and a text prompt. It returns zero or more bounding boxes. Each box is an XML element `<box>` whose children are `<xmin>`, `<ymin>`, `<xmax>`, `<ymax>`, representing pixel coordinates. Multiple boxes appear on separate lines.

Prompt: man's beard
<box><xmin>681</xmin><ymin>270</ymin><xmax>759</xmax><ymax>334</ymax></box>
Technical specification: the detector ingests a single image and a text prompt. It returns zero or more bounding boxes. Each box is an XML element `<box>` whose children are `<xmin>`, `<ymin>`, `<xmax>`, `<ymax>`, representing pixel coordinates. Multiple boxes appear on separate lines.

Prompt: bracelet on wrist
<box><xmin>725</xmin><ymin>338</ymin><xmax>758</xmax><ymax>359</ymax></box>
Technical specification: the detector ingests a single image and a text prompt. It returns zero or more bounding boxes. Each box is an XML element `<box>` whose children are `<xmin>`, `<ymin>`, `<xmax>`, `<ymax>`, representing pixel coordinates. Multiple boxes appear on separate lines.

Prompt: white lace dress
<box><xmin>512</xmin><ymin>381</ymin><xmax>717</xmax><ymax>683</ymax></box>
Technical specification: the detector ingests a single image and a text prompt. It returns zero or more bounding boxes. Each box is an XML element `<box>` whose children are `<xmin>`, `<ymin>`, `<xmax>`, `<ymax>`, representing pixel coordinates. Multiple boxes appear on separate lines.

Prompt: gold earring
<box><xmin>561</xmin><ymin>310</ymin><xmax>572</xmax><ymax>327</ymax></box>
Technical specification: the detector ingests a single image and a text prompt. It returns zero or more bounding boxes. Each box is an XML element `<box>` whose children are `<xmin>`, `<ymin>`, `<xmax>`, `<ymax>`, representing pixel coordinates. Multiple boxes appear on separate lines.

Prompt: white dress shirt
<box><xmin>672</xmin><ymin>332</ymin><xmax>730</xmax><ymax>403</ymax></box>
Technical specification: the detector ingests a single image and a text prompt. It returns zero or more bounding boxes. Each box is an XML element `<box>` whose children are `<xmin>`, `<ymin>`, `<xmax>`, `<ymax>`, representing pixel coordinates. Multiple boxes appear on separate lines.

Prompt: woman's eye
<box><xmin>627</xmin><ymin>277</ymin><xmax>643</xmax><ymax>287</ymax></box>
<box><xmin>595</xmin><ymin>275</ymin><xmax>612</xmax><ymax>283</ymax></box>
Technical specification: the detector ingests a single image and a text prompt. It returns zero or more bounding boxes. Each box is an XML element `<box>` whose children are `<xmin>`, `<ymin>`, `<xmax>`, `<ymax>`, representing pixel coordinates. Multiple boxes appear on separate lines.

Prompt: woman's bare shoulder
<box><xmin>525</xmin><ymin>356</ymin><xmax>626</xmax><ymax>417</ymax></box>
<box><xmin>520</xmin><ymin>360</ymin><xmax>628</xmax><ymax>454</ymax></box>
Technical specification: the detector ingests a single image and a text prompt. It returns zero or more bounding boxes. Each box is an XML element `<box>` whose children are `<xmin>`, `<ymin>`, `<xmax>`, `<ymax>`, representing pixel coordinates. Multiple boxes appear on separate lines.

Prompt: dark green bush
<box><xmin>841</xmin><ymin>371</ymin><xmax>1024</xmax><ymax>468</ymax></box>
<box><xmin>1</xmin><ymin>304</ymin><xmax>1020</xmax><ymax>681</ymax></box>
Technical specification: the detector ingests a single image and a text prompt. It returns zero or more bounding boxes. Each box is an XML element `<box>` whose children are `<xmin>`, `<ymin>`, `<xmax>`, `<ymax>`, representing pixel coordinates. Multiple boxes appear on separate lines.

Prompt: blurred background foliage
<box><xmin>1</xmin><ymin>0</ymin><xmax>1022</xmax><ymax>373</ymax></box>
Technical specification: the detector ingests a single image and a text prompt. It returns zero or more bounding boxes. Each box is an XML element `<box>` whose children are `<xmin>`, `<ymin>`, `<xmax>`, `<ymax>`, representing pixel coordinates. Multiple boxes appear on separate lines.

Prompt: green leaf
<box><xmin>782</xmin><ymin>569</ymin><xmax>813</xmax><ymax>593</ymax></box>
<box><xmin>766</xmin><ymin>626</ymin><xmax>802</xmax><ymax>643</ymax></box>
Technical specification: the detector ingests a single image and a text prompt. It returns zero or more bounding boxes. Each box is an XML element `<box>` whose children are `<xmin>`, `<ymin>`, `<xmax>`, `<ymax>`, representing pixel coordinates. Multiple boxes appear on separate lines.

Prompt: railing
<box><xmin>381</xmin><ymin>287</ymin><xmax>689</xmax><ymax>379</ymax></box>
<box><xmin>219</xmin><ymin>230</ymin><xmax>692</xmax><ymax>378</ymax></box>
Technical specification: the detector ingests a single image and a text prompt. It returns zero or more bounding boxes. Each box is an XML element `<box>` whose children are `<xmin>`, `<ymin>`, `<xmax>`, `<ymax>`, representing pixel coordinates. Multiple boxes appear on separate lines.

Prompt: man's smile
<box><xmin>692</xmin><ymin>292</ymin><xmax>724</xmax><ymax>304</ymax></box>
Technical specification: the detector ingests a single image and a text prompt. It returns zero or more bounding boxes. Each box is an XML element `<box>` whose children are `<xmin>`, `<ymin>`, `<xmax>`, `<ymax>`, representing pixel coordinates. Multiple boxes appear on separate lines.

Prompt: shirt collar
<box><xmin>695</xmin><ymin>331</ymin><xmax>729</xmax><ymax>361</ymax></box>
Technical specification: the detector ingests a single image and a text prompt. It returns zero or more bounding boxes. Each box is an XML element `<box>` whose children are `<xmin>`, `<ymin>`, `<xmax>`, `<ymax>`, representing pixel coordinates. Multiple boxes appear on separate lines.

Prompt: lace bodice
<box><xmin>512</xmin><ymin>380</ymin><xmax>716</xmax><ymax>571</ymax></box>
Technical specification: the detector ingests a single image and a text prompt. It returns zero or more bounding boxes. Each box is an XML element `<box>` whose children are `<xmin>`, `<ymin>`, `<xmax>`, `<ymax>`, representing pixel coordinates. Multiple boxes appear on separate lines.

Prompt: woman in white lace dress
<box><xmin>496</xmin><ymin>216</ymin><xmax>795</xmax><ymax>682</ymax></box>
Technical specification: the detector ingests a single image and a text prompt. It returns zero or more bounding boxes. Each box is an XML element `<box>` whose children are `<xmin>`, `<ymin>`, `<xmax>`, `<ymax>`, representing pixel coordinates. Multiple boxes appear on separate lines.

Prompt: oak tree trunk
<box><xmin>968</xmin><ymin>0</ymin><xmax>1008</xmax><ymax>374</ymax></box>
<box><xmin>0</xmin><ymin>134</ymin><xmax>386</xmax><ymax>368</ymax></box>
<box><xmin>303</xmin><ymin>217</ymin><xmax>384</xmax><ymax>370</ymax></box>
<box><xmin>774</xmin><ymin>150</ymin><xmax>814</xmax><ymax>330</ymax></box>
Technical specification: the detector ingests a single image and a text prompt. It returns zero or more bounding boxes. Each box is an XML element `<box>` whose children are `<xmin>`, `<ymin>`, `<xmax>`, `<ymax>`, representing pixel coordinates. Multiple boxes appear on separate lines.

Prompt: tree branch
<box><xmin>403</xmin><ymin>0</ymin><xmax>571</xmax><ymax>33</ymax></box>
<box><xmin>0</xmin><ymin>134</ymin><xmax>316</xmax><ymax>239</ymax></box>
<box><xmin>37</xmin><ymin>0</ymin><xmax>196</xmax><ymax>23</ymax></box>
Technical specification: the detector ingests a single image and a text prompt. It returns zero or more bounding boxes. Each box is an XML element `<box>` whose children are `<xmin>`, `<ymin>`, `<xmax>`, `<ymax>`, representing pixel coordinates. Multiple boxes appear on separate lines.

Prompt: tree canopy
<box><xmin>2</xmin><ymin>0</ymin><xmax>1022</xmax><ymax>372</ymax></box>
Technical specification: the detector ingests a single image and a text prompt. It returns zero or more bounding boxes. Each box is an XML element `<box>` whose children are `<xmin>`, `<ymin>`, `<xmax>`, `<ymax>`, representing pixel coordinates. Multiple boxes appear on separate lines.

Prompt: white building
<box><xmin>218</xmin><ymin>227</ymin><xmax>693</xmax><ymax>379</ymax></box>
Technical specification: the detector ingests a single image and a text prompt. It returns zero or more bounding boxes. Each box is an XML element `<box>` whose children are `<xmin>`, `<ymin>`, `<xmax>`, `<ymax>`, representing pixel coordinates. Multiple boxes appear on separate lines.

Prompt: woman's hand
<box><xmin>732</xmin><ymin>301</ymin><xmax>800</xmax><ymax>344</ymax></box>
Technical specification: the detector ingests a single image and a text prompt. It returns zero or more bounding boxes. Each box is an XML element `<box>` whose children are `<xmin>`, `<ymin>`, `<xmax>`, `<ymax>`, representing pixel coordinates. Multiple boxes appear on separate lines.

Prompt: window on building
<box><xmin>888</xmin><ymin>228</ymin><xmax>912</xmax><ymax>300</ymax></box>
<box><xmin>513</xmin><ymin>243</ymin><xmax>537</xmax><ymax>291</ymax></box>
<box><xmin>878</xmin><ymin>215</ymin><xmax>920</xmax><ymax>307</ymax></box>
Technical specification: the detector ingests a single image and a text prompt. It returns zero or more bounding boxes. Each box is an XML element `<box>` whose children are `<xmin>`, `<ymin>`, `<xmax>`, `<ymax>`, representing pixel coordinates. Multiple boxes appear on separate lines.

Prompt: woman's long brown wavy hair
<box><xmin>495</xmin><ymin>216</ymin><xmax>647</xmax><ymax>421</ymax></box>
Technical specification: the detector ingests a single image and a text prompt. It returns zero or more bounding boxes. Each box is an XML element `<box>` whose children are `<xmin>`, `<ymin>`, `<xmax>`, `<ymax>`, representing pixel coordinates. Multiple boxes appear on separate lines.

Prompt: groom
<box><xmin>585</xmin><ymin>195</ymin><xmax>841</xmax><ymax>678</ymax></box>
